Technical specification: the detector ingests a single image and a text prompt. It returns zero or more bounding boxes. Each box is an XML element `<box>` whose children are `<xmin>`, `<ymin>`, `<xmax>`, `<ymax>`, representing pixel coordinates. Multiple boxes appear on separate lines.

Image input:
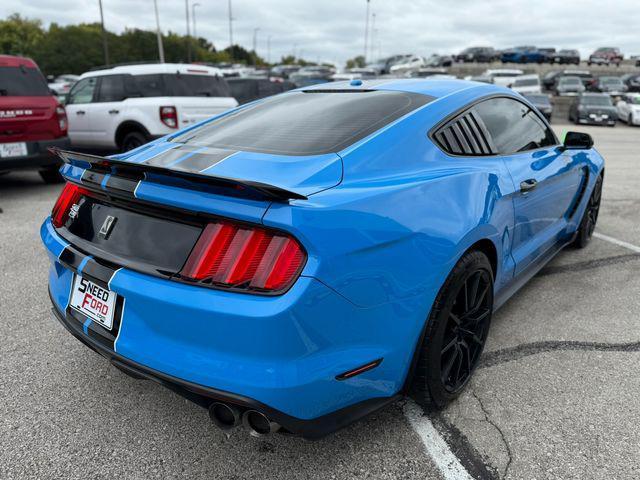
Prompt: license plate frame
<box><xmin>69</xmin><ymin>274</ymin><xmax>117</xmax><ymax>330</ymax></box>
<box><xmin>0</xmin><ymin>142</ymin><xmax>28</xmax><ymax>158</ymax></box>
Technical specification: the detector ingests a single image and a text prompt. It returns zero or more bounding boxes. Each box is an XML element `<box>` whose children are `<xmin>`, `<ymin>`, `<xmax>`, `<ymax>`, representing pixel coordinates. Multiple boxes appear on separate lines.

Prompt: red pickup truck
<box><xmin>0</xmin><ymin>55</ymin><xmax>70</xmax><ymax>183</ymax></box>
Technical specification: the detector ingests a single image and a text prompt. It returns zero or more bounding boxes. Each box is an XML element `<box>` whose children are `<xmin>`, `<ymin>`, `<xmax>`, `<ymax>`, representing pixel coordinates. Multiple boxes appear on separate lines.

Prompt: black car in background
<box><xmin>543</xmin><ymin>69</ymin><xmax>594</xmax><ymax>91</ymax></box>
<box><xmin>227</xmin><ymin>77</ymin><xmax>295</xmax><ymax>105</ymax></box>
<box><xmin>366</xmin><ymin>54</ymin><xmax>411</xmax><ymax>74</ymax></box>
<box><xmin>539</xmin><ymin>48</ymin><xmax>556</xmax><ymax>63</ymax></box>
<box><xmin>569</xmin><ymin>93</ymin><xmax>617</xmax><ymax>126</ymax></box>
<box><xmin>553</xmin><ymin>49</ymin><xmax>581</xmax><ymax>65</ymax></box>
<box><xmin>621</xmin><ymin>73</ymin><xmax>640</xmax><ymax>92</ymax></box>
<box><xmin>523</xmin><ymin>93</ymin><xmax>553</xmax><ymax>121</ymax></box>
<box><xmin>454</xmin><ymin>47</ymin><xmax>497</xmax><ymax>63</ymax></box>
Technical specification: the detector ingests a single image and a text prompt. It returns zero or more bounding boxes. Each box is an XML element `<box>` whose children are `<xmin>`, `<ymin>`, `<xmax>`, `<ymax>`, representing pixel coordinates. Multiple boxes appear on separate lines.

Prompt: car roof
<box><xmin>300</xmin><ymin>78</ymin><xmax>505</xmax><ymax>99</ymax></box>
<box><xmin>0</xmin><ymin>54</ymin><xmax>39</xmax><ymax>69</ymax></box>
<box><xmin>81</xmin><ymin>63</ymin><xmax>223</xmax><ymax>78</ymax></box>
<box><xmin>485</xmin><ymin>69</ymin><xmax>523</xmax><ymax>75</ymax></box>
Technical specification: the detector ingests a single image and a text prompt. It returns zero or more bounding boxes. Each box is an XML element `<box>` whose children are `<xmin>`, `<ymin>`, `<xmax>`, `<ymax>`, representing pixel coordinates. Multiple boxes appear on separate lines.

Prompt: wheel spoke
<box><xmin>441</xmin><ymin>347</ymin><xmax>459</xmax><ymax>384</ymax></box>
<box><xmin>467</xmin><ymin>273</ymin><xmax>481</xmax><ymax>311</ymax></box>
<box><xmin>441</xmin><ymin>337</ymin><xmax>457</xmax><ymax>355</ymax></box>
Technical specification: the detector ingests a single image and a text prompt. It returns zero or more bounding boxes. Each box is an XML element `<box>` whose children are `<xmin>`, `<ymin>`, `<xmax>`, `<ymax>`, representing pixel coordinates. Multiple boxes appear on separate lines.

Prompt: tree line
<box><xmin>0</xmin><ymin>13</ymin><xmax>317</xmax><ymax>77</ymax></box>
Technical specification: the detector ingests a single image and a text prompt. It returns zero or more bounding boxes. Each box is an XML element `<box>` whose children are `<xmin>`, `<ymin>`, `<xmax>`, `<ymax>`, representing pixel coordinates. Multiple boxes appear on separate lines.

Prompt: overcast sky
<box><xmin>2</xmin><ymin>0</ymin><xmax>639</xmax><ymax>66</ymax></box>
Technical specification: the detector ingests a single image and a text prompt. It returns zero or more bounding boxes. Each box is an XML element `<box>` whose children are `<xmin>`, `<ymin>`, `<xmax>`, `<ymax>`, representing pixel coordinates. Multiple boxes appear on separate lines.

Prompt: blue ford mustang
<box><xmin>41</xmin><ymin>79</ymin><xmax>604</xmax><ymax>439</ymax></box>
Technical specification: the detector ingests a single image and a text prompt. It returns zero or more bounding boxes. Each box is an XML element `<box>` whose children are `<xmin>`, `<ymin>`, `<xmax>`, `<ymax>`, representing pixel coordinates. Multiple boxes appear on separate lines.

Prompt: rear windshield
<box><xmin>133</xmin><ymin>74</ymin><xmax>231</xmax><ymax>97</ymax></box>
<box><xmin>0</xmin><ymin>66</ymin><xmax>50</xmax><ymax>96</ymax></box>
<box><xmin>581</xmin><ymin>96</ymin><xmax>612</xmax><ymax>106</ymax></box>
<box><xmin>171</xmin><ymin>90</ymin><xmax>432</xmax><ymax>155</ymax></box>
<box><xmin>514</xmin><ymin>78</ymin><xmax>538</xmax><ymax>86</ymax></box>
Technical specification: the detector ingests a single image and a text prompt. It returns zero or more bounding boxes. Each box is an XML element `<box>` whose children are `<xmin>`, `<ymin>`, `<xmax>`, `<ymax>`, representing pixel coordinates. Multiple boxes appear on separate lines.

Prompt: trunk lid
<box><xmin>0</xmin><ymin>96</ymin><xmax>61</xmax><ymax>142</ymax></box>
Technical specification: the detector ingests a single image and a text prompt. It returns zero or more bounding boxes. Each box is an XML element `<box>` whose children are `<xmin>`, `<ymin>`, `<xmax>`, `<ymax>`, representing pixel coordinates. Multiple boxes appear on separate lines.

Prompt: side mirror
<box><xmin>563</xmin><ymin>131</ymin><xmax>593</xmax><ymax>150</ymax></box>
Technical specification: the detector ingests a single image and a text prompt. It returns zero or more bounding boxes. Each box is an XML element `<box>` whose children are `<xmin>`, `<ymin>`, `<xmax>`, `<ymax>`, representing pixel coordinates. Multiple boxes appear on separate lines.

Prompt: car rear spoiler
<box><xmin>50</xmin><ymin>148</ymin><xmax>308</xmax><ymax>202</ymax></box>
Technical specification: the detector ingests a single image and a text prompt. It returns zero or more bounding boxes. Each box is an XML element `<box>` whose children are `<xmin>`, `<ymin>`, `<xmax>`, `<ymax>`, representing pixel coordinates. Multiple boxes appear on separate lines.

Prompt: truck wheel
<box><xmin>121</xmin><ymin>131</ymin><xmax>148</xmax><ymax>152</ymax></box>
<box><xmin>39</xmin><ymin>166</ymin><xmax>64</xmax><ymax>184</ymax></box>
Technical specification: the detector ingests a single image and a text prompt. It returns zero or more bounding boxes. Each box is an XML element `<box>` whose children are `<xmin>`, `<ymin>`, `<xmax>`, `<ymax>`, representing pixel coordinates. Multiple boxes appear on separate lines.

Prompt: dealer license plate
<box><xmin>69</xmin><ymin>275</ymin><xmax>116</xmax><ymax>330</ymax></box>
<box><xmin>0</xmin><ymin>142</ymin><xmax>27</xmax><ymax>158</ymax></box>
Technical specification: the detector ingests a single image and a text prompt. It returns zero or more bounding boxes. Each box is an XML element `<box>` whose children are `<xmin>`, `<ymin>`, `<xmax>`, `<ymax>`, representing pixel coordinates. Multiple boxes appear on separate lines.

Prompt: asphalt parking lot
<box><xmin>1</xmin><ymin>122</ymin><xmax>639</xmax><ymax>480</ymax></box>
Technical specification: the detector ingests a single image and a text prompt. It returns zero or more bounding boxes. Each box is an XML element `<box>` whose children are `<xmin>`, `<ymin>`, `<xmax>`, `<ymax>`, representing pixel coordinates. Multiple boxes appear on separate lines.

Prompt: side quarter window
<box><xmin>67</xmin><ymin>77</ymin><xmax>97</xmax><ymax>105</ymax></box>
<box><xmin>473</xmin><ymin>97</ymin><xmax>557</xmax><ymax>154</ymax></box>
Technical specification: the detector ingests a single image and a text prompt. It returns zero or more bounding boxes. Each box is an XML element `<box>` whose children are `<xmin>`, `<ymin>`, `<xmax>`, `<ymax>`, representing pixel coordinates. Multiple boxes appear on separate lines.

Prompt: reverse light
<box><xmin>160</xmin><ymin>106</ymin><xmax>178</xmax><ymax>128</ymax></box>
<box><xmin>180</xmin><ymin>221</ymin><xmax>306</xmax><ymax>293</ymax></box>
<box><xmin>51</xmin><ymin>183</ymin><xmax>90</xmax><ymax>228</ymax></box>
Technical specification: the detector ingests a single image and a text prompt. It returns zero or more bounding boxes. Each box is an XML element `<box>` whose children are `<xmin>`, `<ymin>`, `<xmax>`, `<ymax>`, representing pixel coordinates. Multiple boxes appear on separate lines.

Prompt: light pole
<box><xmin>370</xmin><ymin>12</ymin><xmax>376</xmax><ymax>61</ymax></box>
<box><xmin>192</xmin><ymin>2</ymin><xmax>200</xmax><ymax>39</ymax></box>
<box><xmin>185</xmin><ymin>0</ymin><xmax>191</xmax><ymax>62</ymax></box>
<box><xmin>363</xmin><ymin>0</ymin><xmax>370</xmax><ymax>63</ymax></box>
<box><xmin>98</xmin><ymin>0</ymin><xmax>109</xmax><ymax>66</ymax></box>
<box><xmin>228</xmin><ymin>0</ymin><xmax>234</xmax><ymax>60</ymax></box>
<box><xmin>153</xmin><ymin>0</ymin><xmax>165</xmax><ymax>63</ymax></box>
<box><xmin>267</xmin><ymin>35</ymin><xmax>272</xmax><ymax>65</ymax></box>
<box><xmin>252</xmin><ymin>28</ymin><xmax>260</xmax><ymax>64</ymax></box>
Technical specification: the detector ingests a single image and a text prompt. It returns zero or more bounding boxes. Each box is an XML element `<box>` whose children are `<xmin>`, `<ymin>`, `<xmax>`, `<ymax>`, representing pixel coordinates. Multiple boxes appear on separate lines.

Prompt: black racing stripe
<box><xmin>81</xmin><ymin>169</ymin><xmax>107</xmax><ymax>188</ymax></box>
<box><xmin>58</xmin><ymin>247</ymin><xmax>83</xmax><ymax>271</ymax></box>
<box><xmin>141</xmin><ymin>146</ymin><xmax>190</xmax><ymax>168</ymax></box>
<box><xmin>82</xmin><ymin>259</ymin><xmax>117</xmax><ymax>286</ymax></box>
<box><xmin>105</xmin><ymin>175</ymin><xmax>138</xmax><ymax>195</ymax></box>
<box><xmin>172</xmin><ymin>149</ymin><xmax>236</xmax><ymax>173</ymax></box>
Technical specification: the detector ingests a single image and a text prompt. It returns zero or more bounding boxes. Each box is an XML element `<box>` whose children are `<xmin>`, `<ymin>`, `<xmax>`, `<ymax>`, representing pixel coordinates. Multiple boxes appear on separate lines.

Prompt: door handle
<box><xmin>76</xmin><ymin>110</ymin><xmax>85</xmax><ymax>115</ymax></box>
<box><xmin>108</xmin><ymin>109</ymin><xmax>119</xmax><ymax>114</ymax></box>
<box><xmin>520</xmin><ymin>179</ymin><xmax>538</xmax><ymax>193</ymax></box>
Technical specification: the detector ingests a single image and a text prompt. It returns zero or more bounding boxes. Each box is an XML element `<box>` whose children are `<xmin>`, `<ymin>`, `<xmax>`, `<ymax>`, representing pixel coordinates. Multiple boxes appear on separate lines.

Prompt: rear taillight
<box><xmin>51</xmin><ymin>183</ymin><xmax>90</xmax><ymax>228</ymax></box>
<box><xmin>180</xmin><ymin>221</ymin><xmax>306</xmax><ymax>293</ymax></box>
<box><xmin>55</xmin><ymin>105</ymin><xmax>67</xmax><ymax>133</ymax></box>
<box><xmin>160</xmin><ymin>106</ymin><xmax>178</xmax><ymax>128</ymax></box>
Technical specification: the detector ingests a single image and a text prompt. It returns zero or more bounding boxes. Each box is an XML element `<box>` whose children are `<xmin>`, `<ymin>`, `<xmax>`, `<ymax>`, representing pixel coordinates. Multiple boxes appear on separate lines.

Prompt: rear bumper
<box><xmin>49</xmin><ymin>299</ymin><xmax>399</xmax><ymax>439</ymax></box>
<box><xmin>41</xmin><ymin>217</ymin><xmax>410</xmax><ymax>437</ymax></box>
<box><xmin>0</xmin><ymin>137</ymin><xmax>70</xmax><ymax>171</ymax></box>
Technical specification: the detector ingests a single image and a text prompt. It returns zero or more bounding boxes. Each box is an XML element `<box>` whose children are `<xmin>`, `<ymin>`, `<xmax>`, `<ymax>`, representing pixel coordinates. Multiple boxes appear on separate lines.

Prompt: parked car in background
<box><xmin>409</xmin><ymin>67</ymin><xmax>449</xmax><ymax>78</ymax></box>
<box><xmin>555</xmin><ymin>76</ymin><xmax>587</xmax><ymax>96</ymax></box>
<box><xmin>553</xmin><ymin>49</ymin><xmax>581</xmax><ymax>65</ymax></box>
<box><xmin>501</xmin><ymin>46</ymin><xmax>545</xmax><ymax>64</ymax></box>
<box><xmin>588</xmin><ymin>47</ymin><xmax>623</xmax><ymax>66</ymax></box>
<box><xmin>389</xmin><ymin>55</ymin><xmax>425</xmax><ymax>75</ymax></box>
<box><xmin>455</xmin><ymin>47</ymin><xmax>497</xmax><ymax>63</ymax></box>
<box><xmin>615</xmin><ymin>93</ymin><xmax>640</xmax><ymax>125</ymax></box>
<box><xmin>0</xmin><ymin>55</ymin><xmax>69</xmax><ymax>183</ymax></box>
<box><xmin>542</xmin><ymin>70</ymin><xmax>594</xmax><ymax>91</ymax></box>
<box><xmin>621</xmin><ymin>73</ymin><xmax>640</xmax><ymax>92</ymax></box>
<box><xmin>590</xmin><ymin>76</ymin><xmax>627</xmax><ymax>96</ymax></box>
<box><xmin>366</xmin><ymin>54</ymin><xmax>411</xmax><ymax>74</ymax></box>
<box><xmin>569</xmin><ymin>93</ymin><xmax>617</xmax><ymax>126</ymax></box>
<box><xmin>227</xmin><ymin>77</ymin><xmax>295</xmax><ymax>105</ymax></box>
<box><xmin>539</xmin><ymin>48</ymin><xmax>556</xmax><ymax>63</ymax></box>
<box><xmin>48</xmin><ymin>74</ymin><xmax>80</xmax><ymax>96</ymax></box>
<box><xmin>65</xmin><ymin>63</ymin><xmax>237</xmax><ymax>151</ymax></box>
<box><xmin>270</xmin><ymin>64</ymin><xmax>302</xmax><ymax>79</ymax></box>
<box><xmin>483</xmin><ymin>69</ymin><xmax>523</xmax><ymax>87</ymax></box>
<box><xmin>425</xmin><ymin>54</ymin><xmax>453</xmax><ymax>68</ymax></box>
<box><xmin>510</xmin><ymin>74</ymin><xmax>542</xmax><ymax>94</ymax></box>
<box><xmin>523</xmin><ymin>93</ymin><xmax>553</xmax><ymax>121</ymax></box>
<box><xmin>465</xmin><ymin>75</ymin><xmax>493</xmax><ymax>84</ymax></box>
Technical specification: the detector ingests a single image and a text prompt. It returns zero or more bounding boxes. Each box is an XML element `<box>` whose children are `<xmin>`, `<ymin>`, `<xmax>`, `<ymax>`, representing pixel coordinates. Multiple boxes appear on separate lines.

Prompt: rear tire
<box><xmin>39</xmin><ymin>166</ymin><xmax>64</xmax><ymax>184</ymax></box>
<box><xmin>573</xmin><ymin>175</ymin><xmax>603</xmax><ymax>248</ymax></box>
<box><xmin>120</xmin><ymin>130</ymin><xmax>148</xmax><ymax>152</ymax></box>
<box><xmin>412</xmin><ymin>251</ymin><xmax>494</xmax><ymax>410</ymax></box>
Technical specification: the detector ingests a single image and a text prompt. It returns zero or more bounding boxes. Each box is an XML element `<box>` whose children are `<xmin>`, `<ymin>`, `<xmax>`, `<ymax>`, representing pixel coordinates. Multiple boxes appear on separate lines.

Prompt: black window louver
<box><xmin>434</xmin><ymin>111</ymin><xmax>494</xmax><ymax>156</ymax></box>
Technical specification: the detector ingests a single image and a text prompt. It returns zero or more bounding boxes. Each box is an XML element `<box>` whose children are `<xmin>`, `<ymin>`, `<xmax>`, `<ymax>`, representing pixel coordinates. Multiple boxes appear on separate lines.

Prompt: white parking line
<box><xmin>403</xmin><ymin>401</ymin><xmax>474</xmax><ymax>480</ymax></box>
<box><xmin>594</xmin><ymin>232</ymin><xmax>640</xmax><ymax>254</ymax></box>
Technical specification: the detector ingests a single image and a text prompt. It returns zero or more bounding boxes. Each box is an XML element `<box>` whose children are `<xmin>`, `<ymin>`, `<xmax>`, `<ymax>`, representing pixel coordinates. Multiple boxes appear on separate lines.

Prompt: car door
<box><xmin>616</xmin><ymin>95</ymin><xmax>630</xmax><ymax>121</ymax></box>
<box><xmin>474</xmin><ymin>97</ymin><xmax>585</xmax><ymax>275</ymax></box>
<box><xmin>91</xmin><ymin>74</ymin><xmax>128</xmax><ymax>148</ymax></box>
<box><xmin>65</xmin><ymin>77</ymin><xmax>98</xmax><ymax>146</ymax></box>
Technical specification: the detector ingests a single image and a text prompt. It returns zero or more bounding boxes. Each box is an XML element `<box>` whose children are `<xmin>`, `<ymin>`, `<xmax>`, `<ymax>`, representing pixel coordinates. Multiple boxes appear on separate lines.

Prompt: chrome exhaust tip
<box><xmin>209</xmin><ymin>402</ymin><xmax>242</xmax><ymax>430</ymax></box>
<box><xmin>242</xmin><ymin>410</ymin><xmax>280</xmax><ymax>437</ymax></box>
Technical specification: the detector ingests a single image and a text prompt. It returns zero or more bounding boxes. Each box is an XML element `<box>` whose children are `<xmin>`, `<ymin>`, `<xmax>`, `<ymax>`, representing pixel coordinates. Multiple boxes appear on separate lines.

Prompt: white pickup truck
<box><xmin>65</xmin><ymin>63</ymin><xmax>238</xmax><ymax>151</ymax></box>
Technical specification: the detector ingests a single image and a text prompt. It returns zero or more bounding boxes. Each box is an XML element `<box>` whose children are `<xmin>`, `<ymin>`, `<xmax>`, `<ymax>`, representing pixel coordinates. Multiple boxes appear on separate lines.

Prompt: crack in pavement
<box><xmin>472</xmin><ymin>391</ymin><xmax>513</xmax><ymax>480</ymax></box>
<box><xmin>480</xmin><ymin>340</ymin><xmax>640</xmax><ymax>369</ymax></box>
<box><xmin>537</xmin><ymin>253</ymin><xmax>640</xmax><ymax>277</ymax></box>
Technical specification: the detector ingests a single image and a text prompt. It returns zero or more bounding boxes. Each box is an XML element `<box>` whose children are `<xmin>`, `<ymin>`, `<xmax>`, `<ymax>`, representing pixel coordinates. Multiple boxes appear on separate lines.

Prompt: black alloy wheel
<box><xmin>412</xmin><ymin>250</ymin><xmax>494</xmax><ymax>410</ymax></box>
<box><xmin>121</xmin><ymin>131</ymin><xmax>148</xmax><ymax>152</ymax></box>
<box><xmin>573</xmin><ymin>175</ymin><xmax>603</xmax><ymax>248</ymax></box>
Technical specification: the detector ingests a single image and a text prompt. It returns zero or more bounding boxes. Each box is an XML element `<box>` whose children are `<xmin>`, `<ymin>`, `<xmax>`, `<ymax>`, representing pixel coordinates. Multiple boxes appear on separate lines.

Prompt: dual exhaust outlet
<box><xmin>208</xmin><ymin>402</ymin><xmax>281</xmax><ymax>436</ymax></box>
